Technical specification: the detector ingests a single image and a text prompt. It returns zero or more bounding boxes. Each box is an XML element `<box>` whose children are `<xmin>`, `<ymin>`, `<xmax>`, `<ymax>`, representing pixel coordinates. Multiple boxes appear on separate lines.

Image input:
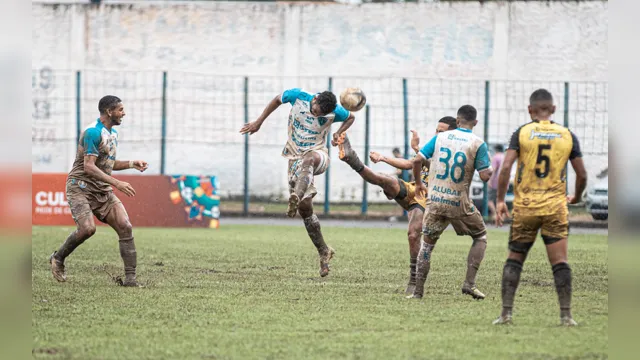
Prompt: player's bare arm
<box><xmin>370</xmin><ymin>151</ymin><xmax>413</xmax><ymax>170</ymax></box>
<box><xmin>568</xmin><ymin>156</ymin><xmax>588</xmax><ymax>204</ymax></box>
<box><xmin>495</xmin><ymin>149</ymin><xmax>517</xmax><ymax>226</ymax></box>
<box><xmin>478</xmin><ymin>167</ymin><xmax>493</xmax><ymax>183</ymax></box>
<box><xmin>331</xmin><ymin>113</ymin><xmax>356</xmax><ymax>146</ymax></box>
<box><xmin>410</xmin><ymin>130</ymin><xmax>420</xmax><ymax>153</ymax></box>
<box><xmin>412</xmin><ymin>154</ymin><xmax>427</xmax><ymax>198</ymax></box>
<box><xmin>83</xmin><ymin>156</ymin><xmax>136</xmax><ymax>197</ymax></box>
<box><xmin>113</xmin><ymin>160</ymin><xmax>149</xmax><ymax>172</ymax></box>
<box><xmin>239</xmin><ymin>94</ymin><xmax>283</xmax><ymax>135</ymax></box>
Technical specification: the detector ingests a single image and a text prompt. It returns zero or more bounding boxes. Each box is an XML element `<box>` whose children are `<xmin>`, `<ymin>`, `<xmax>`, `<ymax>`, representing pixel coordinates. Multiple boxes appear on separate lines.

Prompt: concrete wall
<box><xmin>32</xmin><ymin>1</ymin><xmax>608</xmax><ymax>201</ymax></box>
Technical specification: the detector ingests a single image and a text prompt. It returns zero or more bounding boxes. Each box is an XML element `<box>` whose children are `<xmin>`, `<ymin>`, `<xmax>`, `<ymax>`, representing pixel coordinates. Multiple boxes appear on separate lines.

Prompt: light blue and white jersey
<box><xmin>281</xmin><ymin>88</ymin><xmax>350</xmax><ymax>159</ymax></box>
<box><xmin>418</xmin><ymin>128</ymin><xmax>490</xmax><ymax>218</ymax></box>
<box><xmin>68</xmin><ymin>119</ymin><xmax>119</xmax><ymax>193</ymax></box>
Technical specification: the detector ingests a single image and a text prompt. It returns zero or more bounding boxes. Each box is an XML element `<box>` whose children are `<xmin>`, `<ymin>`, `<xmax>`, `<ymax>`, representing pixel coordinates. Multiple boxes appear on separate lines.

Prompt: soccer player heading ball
<box><xmin>49</xmin><ymin>95</ymin><xmax>149</xmax><ymax>287</ymax></box>
<box><xmin>240</xmin><ymin>88</ymin><xmax>355</xmax><ymax>277</ymax></box>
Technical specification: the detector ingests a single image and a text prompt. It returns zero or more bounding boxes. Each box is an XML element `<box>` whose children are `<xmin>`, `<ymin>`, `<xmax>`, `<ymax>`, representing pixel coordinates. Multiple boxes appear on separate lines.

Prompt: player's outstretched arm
<box><xmin>84</xmin><ymin>156</ymin><xmax>136</xmax><ymax>197</ymax></box>
<box><xmin>370</xmin><ymin>151</ymin><xmax>413</xmax><ymax>170</ymax></box>
<box><xmin>239</xmin><ymin>94</ymin><xmax>283</xmax><ymax>135</ymax></box>
<box><xmin>412</xmin><ymin>154</ymin><xmax>427</xmax><ymax>197</ymax></box>
<box><xmin>113</xmin><ymin>160</ymin><xmax>149</xmax><ymax>172</ymax></box>
<box><xmin>410</xmin><ymin>130</ymin><xmax>420</xmax><ymax>153</ymax></box>
<box><xmin>495</xmin><ymin>149</ymin><xmax>517</xmax><ymax>226</ymax></box>
<box><xmin>331</xmin><ymin>113</ymin><xmax>356</xmax><ymax>146</ymax></box>
<box><xmin>568</xmin><ymin>156</ymin><xmax>588</xmax><ymax>204</ymax></box>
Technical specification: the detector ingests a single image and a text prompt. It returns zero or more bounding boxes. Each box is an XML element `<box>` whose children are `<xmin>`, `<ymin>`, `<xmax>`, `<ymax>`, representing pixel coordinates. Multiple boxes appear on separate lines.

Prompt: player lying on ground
<box><xmin>493</xmin><ymin>89</ymin><xmax>587</xmax><ymax>326</ymax></box>
<box><xmin>49</xmin><ymin>95</ymin><xmax>149</xmax><ymax>287</ymax></box>
<box><xmin>240</xmin><ymin>88</ymin><xmax>355</xmax><ymax>277</ymax></box>
<box><xmin>410</xmin><ymin>105</ymin><xmax>493</xmax><ymax>300</ymax></box>
<box><xmin>337</xmin><ymin>116</ymin><xmax>458</xmax><ymax>294</ymax></box>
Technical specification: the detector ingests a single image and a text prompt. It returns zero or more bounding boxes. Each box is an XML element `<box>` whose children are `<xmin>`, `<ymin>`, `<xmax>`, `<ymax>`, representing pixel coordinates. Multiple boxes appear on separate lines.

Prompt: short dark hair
<box><xmin>457</xmin><ymin>105</ymin><xmax>477</xmax><ymax>122</ymax></box>
<box><xmin>98</xmin><ymin>95</ymin><xmax>122</xmax><ymax>114</ymax></box>
<box><xmin>438</xmin><ymin>116</ymin><xmax>457</xmax><ymax>130</ymax></box>
<box><xmin>315</xmin><ymin>91</ymin><xmax>337</xmax><ymax>115</ymax></box>
<box><xmin>494</xmin><ymin>144</ymin><xmax>505</xmax><ymax>153</ymax></box>
<box><xmin>529</xmin><ymin>89</ymin><xmax>554</xmax><ymax>105</ymax></box>
<box><xmin>392</xmin><ymin>148</ymin><xmax>401</xmax><ymax>154</ymax></box>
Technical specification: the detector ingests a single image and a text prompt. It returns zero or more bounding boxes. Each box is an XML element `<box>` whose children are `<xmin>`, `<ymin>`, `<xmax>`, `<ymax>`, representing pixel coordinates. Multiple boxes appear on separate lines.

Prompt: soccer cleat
<box><xmin>287</xmin><ymin>193</ymin><xmax>299</xmax><ymax>218</ymax></box>
<box><xmin>462</xmin><ymin>284</ymin><xmax>486</xmax><ymax>300</ymax></box>
<box><xmin>336</xmin><ymin>133</ymin><xmax>349</xmax><ymax>160</ymax></box>
<box><xmin>560</xmin><ymin>316</ymin><xmax>578</xmax><ymax>327</ymax></box>
<box><xmin>319</xmin><ymin>247</ymin><xmax>335</xmax><ymax>277</ymax></box>
<box><xmin>405</xmin><ymin>283</ymin><xmax>416</xmax><ymax>296</ymax></box>
<box><xmin>492</xmin><ymin>314</ymin><xmax>513</xmax><ymax>325</ymax></box>
<box><xmin>49</xmin><ymin>251</ymin><xmax>66</xmax><ymax>282</ymax></box>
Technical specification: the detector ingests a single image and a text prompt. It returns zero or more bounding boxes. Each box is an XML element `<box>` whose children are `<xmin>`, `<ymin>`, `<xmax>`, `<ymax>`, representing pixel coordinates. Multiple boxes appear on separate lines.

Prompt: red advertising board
<box><xmin>32</xmin><ymin>174</ymin><xmax>220</xmax><ymax>228</ymax></box>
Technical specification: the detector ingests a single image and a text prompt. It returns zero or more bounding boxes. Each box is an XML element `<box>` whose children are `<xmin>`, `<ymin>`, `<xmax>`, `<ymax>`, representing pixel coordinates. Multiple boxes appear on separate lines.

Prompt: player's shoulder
<box><xmin>284</xmin><ymin>88</ymin><xmax>313</xmax><ymax>102</ymax></box>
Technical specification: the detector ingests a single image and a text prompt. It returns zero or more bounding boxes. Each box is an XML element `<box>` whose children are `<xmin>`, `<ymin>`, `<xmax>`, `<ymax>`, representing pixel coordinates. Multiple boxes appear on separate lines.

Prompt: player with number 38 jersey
<box><xmin>408</xmin><ymin>105</ymin><xmax>493</xmax><ymax>300</ymax></box>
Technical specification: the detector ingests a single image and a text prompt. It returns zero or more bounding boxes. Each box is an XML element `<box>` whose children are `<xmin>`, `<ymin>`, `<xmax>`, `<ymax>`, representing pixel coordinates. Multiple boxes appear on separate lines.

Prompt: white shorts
<box><xmin>287</xmin><ymin>149</ymin><xmax>330</xmax><ymax>200</ymax></box>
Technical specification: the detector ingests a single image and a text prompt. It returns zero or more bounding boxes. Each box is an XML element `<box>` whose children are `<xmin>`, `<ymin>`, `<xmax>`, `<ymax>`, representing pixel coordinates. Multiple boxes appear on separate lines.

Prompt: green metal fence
<box><xmin>32</xmin><ymin>69</ymin><xmax>608</xmax><ymax>217</ymax></box>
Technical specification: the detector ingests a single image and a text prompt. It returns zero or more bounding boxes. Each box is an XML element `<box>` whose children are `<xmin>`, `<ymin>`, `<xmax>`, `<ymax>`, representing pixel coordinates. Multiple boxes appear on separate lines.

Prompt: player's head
<box><xmin>456</xmin><ymin>105</ymin><xmax>478</xmax><ymax>128</ymax></box>
<box><xmin>311</xmin><ymin>91</ymin><xmax>337</xmax><ymax>116</ymax></box>
<box><xmin>99</xmin><ymin>95</ymin><xmax>125</xmax><ymax>125</ymax></box>
<box><xmin>494</xmin><ymin>144</ymin><xmax>505</xmax><ymax>153</ymax></box>
<box><xmin>528</xmin><ymin>89</ymin><xmax>555</xmax><ymax>120</ymax></box>
<box><xmin>392</xmin><ymin>148</ymin><xmax>402</xmax><ymax>157</ymax></box>
<box><xmin>436</xmin><ymin>116</ymin><xmax>457</xmax><ymax>133</ymax></box>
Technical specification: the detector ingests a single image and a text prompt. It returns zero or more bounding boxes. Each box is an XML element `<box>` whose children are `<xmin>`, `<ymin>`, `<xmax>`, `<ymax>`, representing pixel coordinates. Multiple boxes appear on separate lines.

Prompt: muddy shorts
<box><xmin>66</xmin><ymin>178</ymin><xmax>121</xmax><ymax>223</ymax></box>
<box><xmin>287</xmin><ymin>149</ymin><xmax>330</xmax><ymax>200</ymax></box>
<box><xmin>393</xmin><ymin>179</ymin><xmax>427</xmax><ymax>212</ymax></box>
<box><xmin>422</xmin><ymin>207</ymin><xmax>487</xmax><ymax>242</ymax></box>
<box><xmin>508</xmin><ymin>205</ymin><xmax>569</xmax><ymax>252</ymax></box>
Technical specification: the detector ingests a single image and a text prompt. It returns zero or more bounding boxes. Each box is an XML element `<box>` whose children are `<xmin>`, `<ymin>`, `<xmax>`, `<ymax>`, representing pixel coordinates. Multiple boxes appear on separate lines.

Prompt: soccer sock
<box><xmin>464</xmin><ymin>236</ymin><xmax>487</xmax><ymax>288</ymax></box>
<box><xmin>54</xmin><ymin>230</ymin><xmax>86</xmax><ymax>262</ymax></box>
<box><xmin>118</xmin><ymin>237</ymin><xmax>137</xmax><ymax>281</ymax></box>
<box><xmin>501</xmin><ymin>259</ymin><xmax>523</xmax><ymax>317</ymax></box>
<box><xmin>293</xmin><ymin>164</ymin><xmax>314</xmax><ymax>200</ymax></box>
<box><xmin>552</xmin><ymin>263</ymin><xmax>573</xmax><ymax>319</ymax></box>
<box><xmin>303</xmin><ymin>214</ymin><xmax>328</xmax><ymax>254</ymax></box>
<box><xmin>408</xmin><ymin>258</ymin><xmax>417</xmax><ymax>285</ymax></box>
<box><xmin>414</xmin><ymin>241</ymin><xmax>435</xmax><ymax>297</ymax></box>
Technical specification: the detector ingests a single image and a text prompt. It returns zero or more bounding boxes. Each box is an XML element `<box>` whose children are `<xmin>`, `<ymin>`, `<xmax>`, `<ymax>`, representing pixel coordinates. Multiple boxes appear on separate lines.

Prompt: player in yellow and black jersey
<box><xmin>493</xmin><ymin>89</ymin><xmax>588</xmax><ymax>326</ymax></box>
<box><xmin>337</xmin><ymin>116</ymin><xmax>457</xmax><ymax>294</ymax></box>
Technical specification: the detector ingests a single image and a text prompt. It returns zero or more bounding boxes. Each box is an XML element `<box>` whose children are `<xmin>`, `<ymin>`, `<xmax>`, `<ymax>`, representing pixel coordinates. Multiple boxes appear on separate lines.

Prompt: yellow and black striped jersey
<box><xmin>509</xmin><ymin>120</ymin><xmax>582</xmax><ymax>215</ymax></box>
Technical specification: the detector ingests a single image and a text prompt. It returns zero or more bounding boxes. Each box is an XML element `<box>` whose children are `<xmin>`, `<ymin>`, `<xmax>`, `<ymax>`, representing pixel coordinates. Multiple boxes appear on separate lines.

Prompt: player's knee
<box><xmin>79</xmin><ymin>223</ymin><xmax>96</xmax><ymax>238</ymax></box>
<box><xmin>119</xmin><ymin>221</ymin><xmax>133</xmax><ymax>238</ymax></box>
<box><xmin>298</xmin><ymin>202</ymin><xmax>313</xmax><ymax>218</ymax></box>
<box><xmin>472</xmin><ymin>235</ymin><xmax>487</xmax><ymax>246</ymax></box>
<box><xmin>407</xmin><ymin>229</ymin><xmax>421</xmax><ymax>243</ymax></box>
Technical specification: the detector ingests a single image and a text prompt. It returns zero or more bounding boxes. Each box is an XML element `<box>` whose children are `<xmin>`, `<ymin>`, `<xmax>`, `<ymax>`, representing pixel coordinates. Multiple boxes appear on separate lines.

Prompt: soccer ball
<box><xmin>339</xmin><ymin>87</ymin><xmax>367</xmax><ymax>112</ymax></box>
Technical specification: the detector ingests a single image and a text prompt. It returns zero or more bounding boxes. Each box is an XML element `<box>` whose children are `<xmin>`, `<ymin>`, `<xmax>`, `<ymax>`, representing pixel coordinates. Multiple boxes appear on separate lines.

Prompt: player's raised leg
<box><xmin>336</xmin><ymin>133</ymin><xmax>401</xmax><ymax>197</ymax></box>
<box><xmin>103</xmin><ymin>199</ymin><xmax>139</xmax><ymax>287</ymax></box>
<box><xmin>298</xmin><ymin>198</ymin><xmax>335</xmax><ymax>277</ymax></box>
<box><xmin>405</xmin><ymin>207</ymin><xmax>423</xmax><ymax>294</ymax></box>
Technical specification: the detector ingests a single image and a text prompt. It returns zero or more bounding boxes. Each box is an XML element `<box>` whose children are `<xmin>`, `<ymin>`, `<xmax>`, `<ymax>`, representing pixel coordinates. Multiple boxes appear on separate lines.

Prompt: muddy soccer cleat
<box><xmin>560</xmin><ymin>316</ymin><xmax>578</xmax><ymax>327</ymax></box>
<box><xmin>462</xmin><ymin>284</ymin><xmax>486</xmax><ymax>300</ymax></box>
<box><xmin>287</xmin><ymin>193</ymin><xmax>299</xmax><ymax>218</ymax></box>
<box><xmin>405</xmin><ymin>283</ymin><xmax>416</xmax><ymax>296</ymax></box>
<box><xmin>492</xmin><ymin>314</ymin><xmax>513</xmax><ymax>325</ymax></box>
<box><xmin>49</xmin><ymin>251</ymin><xmax>66</xmax><ymax>282</ymax></box>
<box><xmin>319</xmin><ymin>247</ymin><xmax>335</xmax><ymax>277</ymax></box>
<box><xmin>336</xmin><ymin>133</ymin><xmax>365</xmax><ymax>172</ymax></box>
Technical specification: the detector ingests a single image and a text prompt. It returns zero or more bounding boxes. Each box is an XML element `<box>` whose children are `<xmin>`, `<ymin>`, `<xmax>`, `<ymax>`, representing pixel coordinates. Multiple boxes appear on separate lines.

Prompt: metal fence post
<box><xmin>362</xmin><ymin>105</ymin><xmax>370</xmax><ymax>215</ymax></box>
<box><xmin>402</xmin><ymin>78</ymin><xmax>410</xmax><ymax>182</ymax></box>
<box><xmin>564</xmin><ymin>82</ymin><xmax>570</xmax><ymax>194</ymax></box>
<box><xmin>482</xmin><ymin>80</ymin><xmax>490</xmax><ymax>218</ymax></box>
<box><xmin>160</xmin><ymin>71</ymin><xmax>168</xmax><ymax>175</ymax></box>
<box><xmin>324</xmin><ymin>77</ymin><xmax>333</xmax><ymax>215</ymax></box>
<box><xmin>75</xmin><ymin>71</ymin><xmax>81</xmax><ymax>147</ymax></box>
<box><xmin>243</xmin><ymin>76</ymin><xmax>250</xmax><ymax>216</ymax></box>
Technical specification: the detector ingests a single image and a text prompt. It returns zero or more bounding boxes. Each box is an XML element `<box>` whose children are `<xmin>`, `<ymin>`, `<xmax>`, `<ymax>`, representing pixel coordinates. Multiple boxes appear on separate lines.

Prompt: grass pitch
<box><xmin>32</xmin><ymin>224</ymin><xmax>607</xmax><ymax>359</ymax></box>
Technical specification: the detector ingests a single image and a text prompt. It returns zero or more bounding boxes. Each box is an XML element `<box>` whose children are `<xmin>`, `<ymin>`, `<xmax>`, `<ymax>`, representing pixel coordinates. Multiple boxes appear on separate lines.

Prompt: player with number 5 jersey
<box><xmin>409</xmin><ymin>105</ymin><xmax>493</xmax><ymax>300</ymax></box>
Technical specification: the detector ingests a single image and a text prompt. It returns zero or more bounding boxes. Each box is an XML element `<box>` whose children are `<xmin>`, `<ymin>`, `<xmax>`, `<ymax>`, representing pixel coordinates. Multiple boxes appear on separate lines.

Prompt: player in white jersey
<box><xmin>240</xmin><ymin>88</ymin><xmax>355</xmax><ymax>277</ymax></box>
<box><xmin>409</xmin><ymin>105</ymin><xmax>493</xmax><ymax>299</ymax></box>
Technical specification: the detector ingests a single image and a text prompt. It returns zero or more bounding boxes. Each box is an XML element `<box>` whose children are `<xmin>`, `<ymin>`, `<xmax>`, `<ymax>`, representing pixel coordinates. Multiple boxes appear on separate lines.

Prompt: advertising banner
<box><xmin>32</xmin><ymin>174</ymin><xmax>220</xmax><ymax>228</ymax></box>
